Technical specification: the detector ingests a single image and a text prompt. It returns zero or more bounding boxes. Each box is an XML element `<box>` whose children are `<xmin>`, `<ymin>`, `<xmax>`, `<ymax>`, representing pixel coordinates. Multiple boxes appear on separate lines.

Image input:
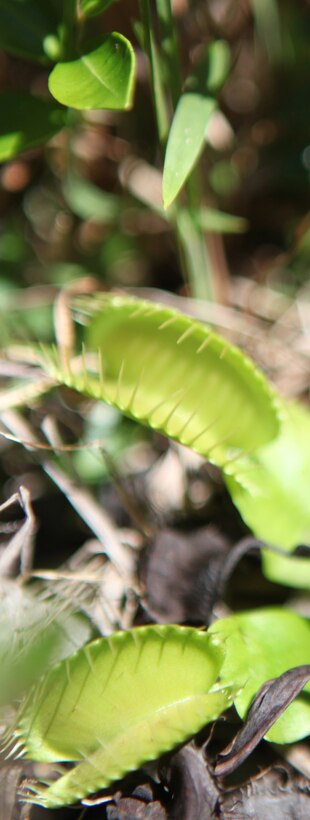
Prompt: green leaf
<box><xmin>0</xmin><ymin>92</ymin><xmax>67</xmax><ymax>163</ymax></box>
<box><xmin>163</xmin><ymin>93</ymin><xmax>216</xmax><ymax>209</ymax></box>
<box><xmin>63</xmin><ymin>173</ymin><xmax>120</xmax><ymax>222</ymax></box>
<box><xmin>41</xmin><ymin>294</ymin><xmax>280</xmax><ymax>469</ymax></box>
<box><xmin>205</xmin><ymin>40</ymin><xmax>231</xmax><ymax>93</ymax></box>
<box><xmin>210</xmin><ymin>607</ymin><xmax>310</xmax><ymax>744</ymax></box>
<box><xmin>80</xmin><ymin>0</ymin><xmax>116</xmax><ymax>18</ymax></box>
<box><xmin>186</xmin><ymin>40</ymin><xmax>231</xmax><ymax>95</ymax></box>
<box><xmin>191</xmin><ymin>207</ymin><xmax>247</xmax><ymax>234</ymax></box>
<box><xmin>48</xmin><ymin>34</ymin><xmax>136</xmax><ymax>110</ymax></box>
<box><xmin>11</xmin><ymin>625</ymin><xmax>231</xmax><ymax>807</ymax></box>
<box><xmin>225</xmin><ymin>401</ymin><xmax>310</xmax><ymax>588</ymax></box>
<box><xmin>0</xmin><ymin>0</ymin><xmax>63</xmax><ymax>62</ymax></box>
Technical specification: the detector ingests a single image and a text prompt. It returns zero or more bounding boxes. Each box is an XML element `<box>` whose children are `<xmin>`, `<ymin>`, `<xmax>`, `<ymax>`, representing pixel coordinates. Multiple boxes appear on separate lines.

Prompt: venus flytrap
<box><xmin>0</xmin><ymin>3</ymin><xmax>309</xmax><ymax>809</ymax></box>
<box><xmin>1</xmin><ymin>295</ymin><xmax>310</xmax><ymax>808</ymax></box>
<box><xmin>225</xmin><ymin>400</ymin><xmax>310</xmax><ymax>587</ymax></box>
<box><xmin>4</xmin><ymin>610</ymin><xmax>310</xmax><ymax>808</ymax></box>
<box><xmin>38</xmin><ymin>290</ymin><xmax>310</xmax><ymax>589</ymax></box>
<box><xmin>6</xmin><ymin>625</ymin><xmax>233</xmax><ymax>807</ymax></box>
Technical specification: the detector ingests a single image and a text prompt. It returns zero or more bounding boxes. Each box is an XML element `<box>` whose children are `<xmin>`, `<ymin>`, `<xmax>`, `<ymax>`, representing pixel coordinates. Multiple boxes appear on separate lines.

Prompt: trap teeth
<box><xmin>3</xmin><ymin>739</ymin><xmax>25</xmax><ymax>760</ymax></box>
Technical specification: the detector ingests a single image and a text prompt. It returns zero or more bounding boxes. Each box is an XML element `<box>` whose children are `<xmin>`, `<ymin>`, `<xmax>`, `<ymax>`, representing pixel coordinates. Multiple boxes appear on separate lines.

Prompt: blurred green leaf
<box><xmin>63</xmin><ymin>173</ymin><xmax>120</xmax><ymax>222</ymax></box>
<box><xmin>80</xmin><ymin>0</ymin><xmax>117</xmax><ymax>18</ymax></box>
<box><xmin>0</xmin><ymin>580</ymin><xmax>92</xmax><ymax>704</ymax></box>
<box><xmin>0</xmin><ymin>231</ymin><xmax>27</xmax><ymax>263</ymax></box>
<box><xmin>0</xmin><ymin>92</ymin><xmax>67</xmax><ymax>163</ymax></box>
<box><xmin>48</xmin><ymin>34</ymin><xmax>136</xmax><ymax>110</ymax></box>
<box><xmin>163</xmin><ymin>93</ymin><xmax>216</xmax><ymax>209</ymax></box>
<box><xmin>192</xmin><ymin>207</ymin><xmax>247</xmax><ymax>234</ymax></box>
<box><xmin>47</xmin><ymin>262</ymin><xmax>92</xmax><ymax>285</ymax></box>
<box><xmin>186</xmin><ymin>40</ymin><xmax>231</xmax><ymax>95</ymax></box>
<box><xmin>206</xmin><ymin>40</ymin><xmax>231</xmax><ymax>93</ymax></box>
<box><xmin>0</xmin><ymin>0</ymin><xmax>63</xmax><ymax>62</ymax></box>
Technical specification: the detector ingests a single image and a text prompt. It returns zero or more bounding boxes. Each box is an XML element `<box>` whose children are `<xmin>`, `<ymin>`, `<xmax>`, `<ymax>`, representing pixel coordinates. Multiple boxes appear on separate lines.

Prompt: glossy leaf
<box><xmin>12</xmin><ymin>625</ymin><xmax>231</xmax><ymax>807</ymax></box>
<box><xmin>41</xmin><ymin>293</ymin><xmax>280</xmax><ymax>469</ymax></box>
<box><xmin>225</xmin><ymin>401</ymin><xmax>310</xmax><ymax>588</ymax></box>
<box><xmin>0</xmin><ymin>92</ymin><xmax>67</xmax><ymax>162</ymax></box>
<box><xmin>210</xmin><ymin>607</ymin><xmax>310</xmax><ymax>744</ymax></box>
<box><xmin>80</xmin><ymin>0</ymin><xmax>116</xmax><ymax>17</ymax></box>
<box><xmin>163</xmin><ymin>93</ymin><xmax>216</xmax><ymax>209</ymax></box>
<box><xmin>48</xmin><ymin>34</ymin><xmax>136</xmax><ymax>110</ymax></box>
<box><xmin>0</xmin><ymin>0</ymin><xmax>63</xmax><ymax>62</ymax></box>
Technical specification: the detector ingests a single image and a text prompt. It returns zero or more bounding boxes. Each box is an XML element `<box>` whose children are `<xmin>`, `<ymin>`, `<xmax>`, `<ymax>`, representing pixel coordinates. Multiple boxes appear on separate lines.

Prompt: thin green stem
<box><xmin>184</xmin><ymin>166</ymin><xmax>216</xmax><ymax>300</ymax></box>
<box><xmin>139</xmin><ymin>0</ymin><xmax>170</xmax><ymax>147</ymax></box>
<box><xmin>140</xmin><ymin>0</ymin><xmax>216</xmax><ymax>300</ymax></box>
<box><xmin>61</xmin><ymin>0</ymin><xmax>78</xmax><ymax>59</ymax></box>
<box><xmin>175</xmin><ymin>210</ymin><xmax>215</xmax><ymax>301</ymax></box>
<box><xmin>155</xmin><ymin>1</ymin><xmax>216</xmax><ymax>299</ymax></box>
<box><xmin>155</xmin><ymin>0</ymin><xmax>182</xmax><ymax>108</ymax></box>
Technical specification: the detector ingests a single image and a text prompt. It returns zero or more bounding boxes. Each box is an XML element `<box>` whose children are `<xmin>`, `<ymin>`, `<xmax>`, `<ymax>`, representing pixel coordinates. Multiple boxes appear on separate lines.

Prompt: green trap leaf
<box><xmin>225</xmin><ymin>401</ymin><xmax>310</xmax><ymax>588</ymax></box>
<box><xmin>41</xmin><ymin>293</ymin><xmax>280</xmax><ymax>469</ymax></box>
<box><xmin>12</xmin><ymin>625</ymin><xmax>231</xmax><ymax>807</ymax></box>
<box><xmin>0</xmin><ymin>92</ymin><xmax>67</xmax><ymax>162</ymax></box>
<box><xmin>48</xmin><ymin>34</ymin><xmax>136</xmax><ymax>110</ymax></box>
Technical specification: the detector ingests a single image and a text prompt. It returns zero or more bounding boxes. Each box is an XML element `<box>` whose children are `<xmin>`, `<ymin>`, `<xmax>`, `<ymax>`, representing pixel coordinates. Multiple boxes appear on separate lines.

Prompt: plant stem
<box><xmin>175</xmin><ymin>209</ymin><xmax>215</xmax><ymax>301</ymax></box>
<box><xmin>155</xmin><ymin>0</ymin><xmax>216</xmax><ymax>299</ymax></box>
<box><xmin>140</xmin><ymin>0</ymin><xmax>216</xmax><ymax>300</ymax></box>
<box><xmin>61</xmin><ymin>0</ymin><xmax>77</xmax><ymax>59</ymax></box>
<box><xmin>182</xmin><ymin>169</ymin><xmax>216</xmax><ymax>301</ymax></box>
<box><xmin>139</xmin><ymin>0</ymin><xmax>170</xmax><ymax>146</ymax></box>
<box><xmin>155</xmin><ymin>0</ymin><xmax>182</xmax><ymax>107</ymax></box>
